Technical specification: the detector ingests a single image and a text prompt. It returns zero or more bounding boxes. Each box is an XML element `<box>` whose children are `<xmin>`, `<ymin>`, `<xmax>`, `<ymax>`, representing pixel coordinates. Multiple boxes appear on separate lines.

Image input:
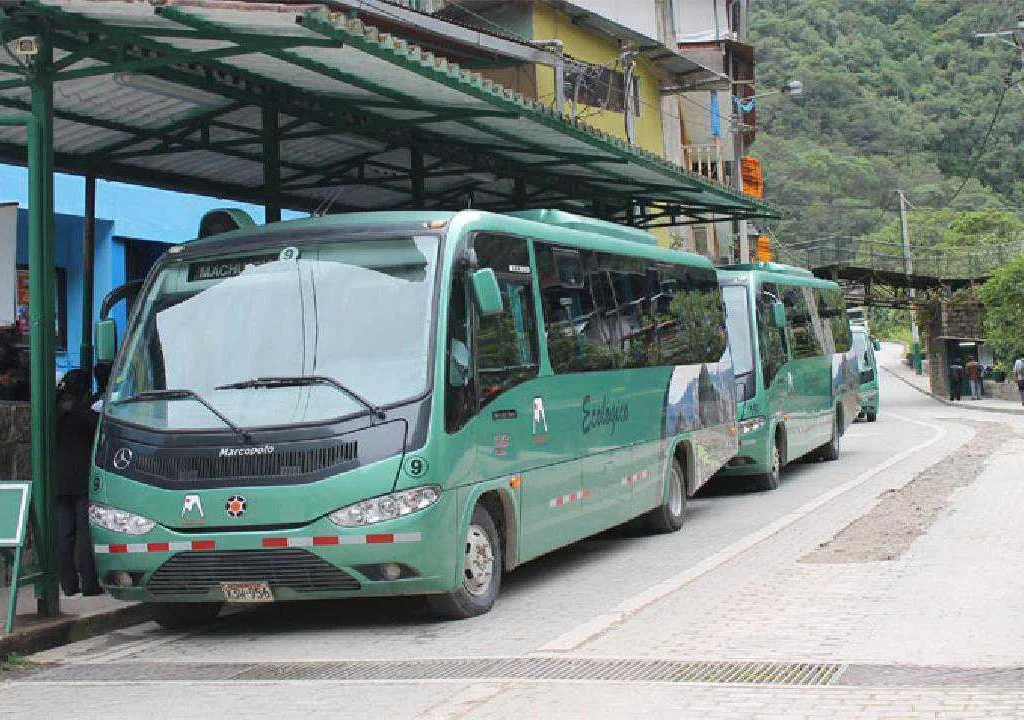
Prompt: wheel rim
<box><xmin>668</xmin><ymin>466</ymin><xmax>684</xmax><ymax>517</ymax></box>
<box><xmin>462</xmin><ymin>524</ymin><xmax>495</xmax><ymax>597</ymax></box>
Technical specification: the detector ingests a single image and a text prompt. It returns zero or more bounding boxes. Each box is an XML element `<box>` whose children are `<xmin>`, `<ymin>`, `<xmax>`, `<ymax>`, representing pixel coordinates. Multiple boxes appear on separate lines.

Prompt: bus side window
<box><xmin>658</xmin><ymin>266</ymin><xmax>727</xmax><ymax>365</ymax></box>
<box><xmin>817</xmin><ymin>289</ymin><xmax>853</xmax><ymax>353</ymax></box>
<box><xmin>757</xmin><ymin>283</ymin><xmax>787</xmax><ymax>384</ymax></box>
<box><xmin>445</xmin><ymin>272</ymin><xmax>475</xmax><ymax>433</ymax></box>
<box><xmin>782</xmin><ymin>286</ymin><xmax>824</xmax><ymax>359</ymax></box>
<box><xmin>472</xmin><ymin>233</ymin><xmax>540</xmax><ymax>407</ymax></box>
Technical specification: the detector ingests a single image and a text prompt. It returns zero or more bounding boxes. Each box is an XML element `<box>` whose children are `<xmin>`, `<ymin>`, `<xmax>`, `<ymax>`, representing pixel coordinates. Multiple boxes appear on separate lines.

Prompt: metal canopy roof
<box><xmin>0</xmin><ymin>0</ymin><xmax>778</xmax><ymax>226</ymax></box>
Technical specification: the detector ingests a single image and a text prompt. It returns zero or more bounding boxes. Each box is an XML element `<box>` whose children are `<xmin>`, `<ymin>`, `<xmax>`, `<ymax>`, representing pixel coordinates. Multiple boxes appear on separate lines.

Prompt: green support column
<box><xmin>27</xmin><ymin>38</ymin><xmax>59</xmax><ymax>617</ymax></box>
<box><xmin>410</xmin><ymin>145</ymin><xmax>425</xmax><ymax>210</ymax></box>
<box><xmin>262</xmin><ymin>106</ymin><xmax>281</xmax><ymax>223</ymax></box>
<box><xmin>80</xmin><ymin>175</ymin><xmax>96</xmax><ymax>379</ymax></box>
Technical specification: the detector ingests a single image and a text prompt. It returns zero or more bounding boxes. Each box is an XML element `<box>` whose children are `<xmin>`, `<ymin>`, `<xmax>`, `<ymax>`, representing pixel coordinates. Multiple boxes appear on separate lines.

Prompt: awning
<box><xmin>0</xmin><ymin>0</ymin><xmax>778</xmax><ymax>226</ymax></box>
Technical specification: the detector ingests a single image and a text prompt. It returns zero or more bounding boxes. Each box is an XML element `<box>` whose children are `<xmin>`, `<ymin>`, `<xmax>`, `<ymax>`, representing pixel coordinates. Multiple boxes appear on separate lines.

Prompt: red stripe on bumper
<box><xmin>366</xmin><ymin>533</ymin><xmax>394</xmax><ymax>544</ymax></box>
<box><xmin>262</xmin><ymin>537</ymin><xmax>288</xmax><ymax>548</ymax></box>
<box><xmin>191</xmin><ymin>540</ymin><xmax>215</xmax><ymax>551</ymax></box>
<box><xmin>108</xmin><ymin>544</ymin><xmax>128</xmax><ymax>554</ymax></box>
<box><xmin>313</xmin><ymin>536</ymin><xmax>339</xmax><ymax>546</ymax></box>
<box><xmin>147</xmin><ymin>542</ymin><xmax>169</xmax><ymax>552</ymax></box>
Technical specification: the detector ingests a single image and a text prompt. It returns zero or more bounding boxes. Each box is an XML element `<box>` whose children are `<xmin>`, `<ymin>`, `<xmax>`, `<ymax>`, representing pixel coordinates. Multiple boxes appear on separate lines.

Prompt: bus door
<box><xmin>446</xmin><ymin>232</ymin><xmax>583</xmax><ymax>562</ymax></box>
<box><xmin>755</xmin><ymin>282</ymin><xmax>791</xmax><ymax>437</ymax></box>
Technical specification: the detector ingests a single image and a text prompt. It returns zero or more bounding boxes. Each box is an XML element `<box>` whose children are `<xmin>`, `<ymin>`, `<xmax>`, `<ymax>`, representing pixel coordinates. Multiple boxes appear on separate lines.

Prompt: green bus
<box><xmin>716</xmin><ymin>263</ymin><xmax>859</xmax><ymax>491</ymax></box>
<box><xmin>852</xmin><ymin>327</ymin><xmax>880</xmax><ymax>422</ymax></box>
<box><xmin>88</xmin><ymin>209</ymin><xmax>738</xmax><ymax>626</ymax></box>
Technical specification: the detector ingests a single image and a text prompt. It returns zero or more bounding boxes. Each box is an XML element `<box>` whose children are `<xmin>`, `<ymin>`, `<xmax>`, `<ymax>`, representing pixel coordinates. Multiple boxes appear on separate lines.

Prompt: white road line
<box><xmin>537</xmin><ymin>412</ymin><xmax>951</xmax><ymax>653</ymax></box>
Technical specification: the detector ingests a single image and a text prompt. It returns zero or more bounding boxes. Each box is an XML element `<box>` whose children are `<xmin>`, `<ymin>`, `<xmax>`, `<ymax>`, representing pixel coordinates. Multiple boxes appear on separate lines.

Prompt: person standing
<box><xmin>56</xmin><ymin>369</ymin><xmax>101</xmax><ymax>596</ymax></box>
<box><xmin>948</xmin><ymin>358</ymin><xmax>964</xmax><ymax>402</ymax></box>
<box><xmin>1014</xmin><ymin>355</ymin><xmax>1024</xmax><ymax>406</ymax></box>
<box><xmin>965</xmin><ymin>356</ymin><xmax>983</xmax><ymax>400</ymax></box>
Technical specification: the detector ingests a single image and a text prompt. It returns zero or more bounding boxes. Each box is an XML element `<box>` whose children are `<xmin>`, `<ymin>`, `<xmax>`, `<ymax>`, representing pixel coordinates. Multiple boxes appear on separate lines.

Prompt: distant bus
<box><xmin>716</xmin><ymin>263</ymin><xmax>859</xmax><ymax>490</ymax></box>
<box><xmin>852</xmin><ymin>327</ymin><xmax>880</xmax><ymax>422</ymax></box>
<box><xmin>88</xmin><ymin>209</ymin><xmax>737</xmax><ymax>627</ymax></box>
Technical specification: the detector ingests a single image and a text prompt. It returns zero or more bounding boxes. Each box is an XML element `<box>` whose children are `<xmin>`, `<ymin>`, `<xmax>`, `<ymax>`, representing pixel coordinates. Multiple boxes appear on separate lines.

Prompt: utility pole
<box><xmin>730</xmin><ymin>1</ymin><xmax>750</xmax><ymax>264</ymax></box>
<box><xmin>898</xmin><ymin>190</ymin><xmax>922</xmax><ymax>375</ymax></box>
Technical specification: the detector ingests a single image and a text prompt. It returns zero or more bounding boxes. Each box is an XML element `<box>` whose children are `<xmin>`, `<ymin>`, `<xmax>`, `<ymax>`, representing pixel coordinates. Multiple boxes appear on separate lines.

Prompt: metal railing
<box><xmin>782</xmin><ymin>236</ymin><xmax>1024</xmax><ymax>281</ymax></box>
<box><xmin>680</xmin><ymin>143</ymin><xmax>726</xmax><ymax>183</ymax></box>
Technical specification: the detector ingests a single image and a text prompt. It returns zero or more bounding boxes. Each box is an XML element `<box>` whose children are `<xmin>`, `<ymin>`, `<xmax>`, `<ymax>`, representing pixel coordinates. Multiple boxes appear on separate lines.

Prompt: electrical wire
<box><xmin>941</xmin><ymin>82</ymin><xmax>1010</xmax><ymax>209</ymax></box>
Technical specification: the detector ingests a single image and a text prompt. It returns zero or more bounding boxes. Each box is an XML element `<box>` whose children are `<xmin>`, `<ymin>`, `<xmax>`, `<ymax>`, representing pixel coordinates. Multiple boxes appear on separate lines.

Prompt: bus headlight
<box><xmin>328</xmin><ymin>486</ymin><xmax>441</xmax><ymax>528</ymax></box>
<box><xmin>88</xmin><ymin>502</ymin><xmax>156</xmax><ymax>535</ymax></box>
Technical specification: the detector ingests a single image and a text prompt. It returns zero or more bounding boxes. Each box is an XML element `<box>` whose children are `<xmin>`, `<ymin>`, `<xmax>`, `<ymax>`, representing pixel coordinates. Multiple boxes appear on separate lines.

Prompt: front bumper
<box><xmin>717</xmin><ymin>418</ymin><xmax>771</xmax><ymax>476</ymax></box>
<box><xmin>92</xmin><ymin>491</ymin><xmax>459</xmax><ymax>603</ymax></box>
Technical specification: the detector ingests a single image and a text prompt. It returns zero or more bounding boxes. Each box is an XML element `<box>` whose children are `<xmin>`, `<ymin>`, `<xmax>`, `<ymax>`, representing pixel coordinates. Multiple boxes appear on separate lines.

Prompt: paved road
<box><xmin>7</xmin><ymin>344</ymin><xmax>1024</xmax><ymax>718</ymax></box>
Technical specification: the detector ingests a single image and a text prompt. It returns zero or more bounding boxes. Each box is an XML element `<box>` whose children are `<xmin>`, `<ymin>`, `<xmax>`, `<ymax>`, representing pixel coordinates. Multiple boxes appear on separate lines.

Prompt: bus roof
<box><xmin>504</xmin><ymin>210</ymin><xmax>658</xmax><ymax>246</ymax></box>
<box><xmin>719</xmin><ymin>261</ymin><xmax>815</xmax><ymax>277</ymax></box>
<box><xmin>181</xmin><ymin>209</ymin><xmax>713</xmax><ymax>269</ymax></box>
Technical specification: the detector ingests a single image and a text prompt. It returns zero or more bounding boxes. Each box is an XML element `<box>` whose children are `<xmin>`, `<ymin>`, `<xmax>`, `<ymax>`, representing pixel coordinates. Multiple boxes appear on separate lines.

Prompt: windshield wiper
<box><xmin>116</xmin><ymin>389</ymin><xmax>253</xmax><ymax>443</ymax></box>
<box><xmin>215</xmin><ymin>375</ymin><xmax>386</xmax><ymax>421</ymax></box>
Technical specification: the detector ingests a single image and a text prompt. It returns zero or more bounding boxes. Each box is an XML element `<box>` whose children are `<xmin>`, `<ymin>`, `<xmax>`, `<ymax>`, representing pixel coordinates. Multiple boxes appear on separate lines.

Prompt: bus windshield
<box><xmin>105</xmin><ymin>233</ymin><xmax>440</xmax><ymax>430</ymax></box>
<box><xmin>722</xmin><ymin>285</ymin><xmax>755</xmax><ymax>378</ymax></box>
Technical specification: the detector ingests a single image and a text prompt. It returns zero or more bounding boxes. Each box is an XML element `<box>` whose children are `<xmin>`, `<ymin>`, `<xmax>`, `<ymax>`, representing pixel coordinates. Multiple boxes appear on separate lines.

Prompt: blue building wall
<box><xmin>15</xmin><ymin>209</ymin><xmax>165</xmax><ymax>374</ymax></box>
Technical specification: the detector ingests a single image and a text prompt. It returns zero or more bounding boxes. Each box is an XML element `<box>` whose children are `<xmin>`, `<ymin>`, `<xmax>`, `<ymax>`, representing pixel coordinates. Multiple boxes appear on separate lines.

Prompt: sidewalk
<box><xmin>0</xmin><ymin>584</ymin><xmax>148</xmax><ymax>657</ymax></box>
<box><xmin>879</xmin><ymin>342</ymin><xmax>1024</xmax><ymax>415</ymax></box>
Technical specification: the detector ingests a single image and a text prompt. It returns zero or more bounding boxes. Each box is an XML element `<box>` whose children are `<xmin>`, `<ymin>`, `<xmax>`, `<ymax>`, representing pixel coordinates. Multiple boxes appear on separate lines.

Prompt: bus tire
<box><xmin>867</xmin><ymin>411</ymin><xmax>877</xmax><ymax>423</ymax></box>
<box><xmin>149</xmin><ymin>602</ymin><xmax>222</xmax><ymax>630</ymax></box>
<box><xmin>818</xmin><ymin>411</ymin><xmax>841</xmax><ymax>462</ymax></box>
<box><xmin>430</xmin><ymin>504</ymin><xmax>502</xmax><ymax>620</ymax></box>
<box><xmin>644</xmin><ymin>457</ymin><xmax>686</xmax><ymax>533</ymax></box>
<box><xmin>753</xmin><ymin>431</ymin><xmax>783</xmax><ymax>491</ymax></box>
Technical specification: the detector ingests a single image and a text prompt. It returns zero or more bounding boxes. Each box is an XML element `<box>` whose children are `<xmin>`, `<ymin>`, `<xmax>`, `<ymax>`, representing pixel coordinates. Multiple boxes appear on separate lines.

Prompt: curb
<box><xmin>0</xmin><ymin>602</ymin><xmax>151</xmax><ymax>658</ymax></box>
<box><xmin>882</xmin><ymin>365</ymin><xmax>1024</xmax><ymax>418</ymax></box>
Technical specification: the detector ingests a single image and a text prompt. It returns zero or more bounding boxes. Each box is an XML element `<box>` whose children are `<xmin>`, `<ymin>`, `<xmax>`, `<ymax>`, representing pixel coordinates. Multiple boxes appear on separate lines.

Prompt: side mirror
<box><xmin>772</xmin><ymin>302</ymin><xmax>787</xmax><ymax>329</ymax></box>
<box><xmin>872</xmin><ymin>338</ymin><xmax>881</xmax><ymax>351</ymax></box>
<box><xmin>95</xmin><ymin>319</ymin><xmax>118</xmax><ymax>364</ymax></box>
<box><xmin>449</xmin><ymin>339</ymin><xmax>470</xmax><ymax>387</ymax></box>
<box><xmin>471</xmin><ymin>268</ymin><xmax>504</xmax><ymax>317</ymax></box>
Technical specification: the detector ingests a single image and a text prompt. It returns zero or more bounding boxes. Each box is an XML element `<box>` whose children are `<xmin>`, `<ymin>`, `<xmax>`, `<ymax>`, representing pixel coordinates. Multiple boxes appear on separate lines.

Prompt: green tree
<box><xmin>979</xmin><ymin>253</ymin><xmax>1024</xmax><ymax>366</ymax></box>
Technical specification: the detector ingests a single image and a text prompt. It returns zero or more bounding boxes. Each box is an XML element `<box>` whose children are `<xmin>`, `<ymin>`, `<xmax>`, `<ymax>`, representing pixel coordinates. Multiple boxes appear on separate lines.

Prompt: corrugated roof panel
<box><xmin>218</xmin><ymin>52</ymin><xmax>386</xmax><ymax>103</ymax></box>
<box><xmin>121</xmin><ymin>149</ymin><xmax>264</xmax><ymax>185</ymax></box>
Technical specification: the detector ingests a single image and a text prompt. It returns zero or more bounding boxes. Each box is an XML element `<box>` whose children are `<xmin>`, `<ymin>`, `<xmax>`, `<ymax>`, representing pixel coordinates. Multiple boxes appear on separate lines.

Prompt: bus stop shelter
<box><xmin>0</xmin><ymin>0</ymin><xmax>777</xmax><ymax>616</ymax></box>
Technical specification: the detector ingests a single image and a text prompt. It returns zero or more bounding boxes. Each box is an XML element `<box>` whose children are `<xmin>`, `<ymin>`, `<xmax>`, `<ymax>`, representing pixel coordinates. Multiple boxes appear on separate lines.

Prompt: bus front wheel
<box><xmin>430</xmin><ymin>504</ymin><xmax>502</xmax><ymax>619</ymax></box>
<box><xmin>753</xmin><ymin>433</ymin><xmax>782</xmax><ymax>491</ymax></box>
<box><xmin>817</xmin><ymin>411</ymin><xmax>841</xmax><ymax>462</ymax></box>
<box><xmin>644</xmin><ymin>457</ymin><xmax>686</xmax><ymax>533</ymax></box>
<box><xmin>149</xmin><ymin>602</ymin><xmax>223</xmax><ymax>630</ymax></box>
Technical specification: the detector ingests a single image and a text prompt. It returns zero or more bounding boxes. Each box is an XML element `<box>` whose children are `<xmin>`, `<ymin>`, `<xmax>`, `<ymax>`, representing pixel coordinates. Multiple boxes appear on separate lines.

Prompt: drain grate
<box><xmin>26</xmin><ymin>659</ymin><xmax>844</xmax><ymax>686</ymax></box>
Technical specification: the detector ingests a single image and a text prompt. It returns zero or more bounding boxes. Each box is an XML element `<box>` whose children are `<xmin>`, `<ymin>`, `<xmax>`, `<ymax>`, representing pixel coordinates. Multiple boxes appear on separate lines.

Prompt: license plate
<box><xmin>220</xmin><ymin>581</ymin><xmax>274</xmax><ymax>603</ymax></box>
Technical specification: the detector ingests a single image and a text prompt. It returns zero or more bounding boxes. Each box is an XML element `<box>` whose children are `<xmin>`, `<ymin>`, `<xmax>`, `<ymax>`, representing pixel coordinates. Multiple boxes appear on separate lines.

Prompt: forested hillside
<box><xmin>748</xmin><ymin>0</ymin><xmax>1024</xmax><ymax>255</ymax></box>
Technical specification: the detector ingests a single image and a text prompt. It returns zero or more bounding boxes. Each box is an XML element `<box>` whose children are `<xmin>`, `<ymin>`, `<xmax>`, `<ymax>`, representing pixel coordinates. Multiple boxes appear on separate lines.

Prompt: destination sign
<box><xmin>187</xmin><ymin>254</ymin><xmax>277</xmax><ymax>282</ymax></box>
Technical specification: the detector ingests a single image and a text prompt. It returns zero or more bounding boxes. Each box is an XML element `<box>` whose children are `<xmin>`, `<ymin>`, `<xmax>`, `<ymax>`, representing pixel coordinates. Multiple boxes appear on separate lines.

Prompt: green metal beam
<box><xmin>26</xmin><ymin>35</ymin><xmax>59</xmax><ymax>618</ymax></box>
<box><xmin>263</xmin><ymin>106</ymin><xmax>281</xmax><ymax>223</ymax></box>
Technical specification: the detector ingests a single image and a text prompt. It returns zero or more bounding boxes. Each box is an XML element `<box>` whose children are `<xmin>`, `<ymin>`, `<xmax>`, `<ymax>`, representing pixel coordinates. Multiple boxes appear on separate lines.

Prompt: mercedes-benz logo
<box><xmin>112</xmin><ymin>447</ymin><xmax>133</xmax><ymax>470</ymax></box>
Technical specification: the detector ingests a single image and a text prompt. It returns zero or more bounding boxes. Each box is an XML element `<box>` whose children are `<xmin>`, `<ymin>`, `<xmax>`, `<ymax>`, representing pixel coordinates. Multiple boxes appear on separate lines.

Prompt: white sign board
<box><xmin>570</xmin><ymin>0</ymin><xmax>660</xmax><ymax>43</ymax></box>
<box><xmin>674</xmin><ymin>0</ymin><xmax>730</xmax><ymax>44</ymax></box>
<box><xmin>0</xmin><ymin>204</ymin><xmax>16</xmax><ymax>327</ymax></box>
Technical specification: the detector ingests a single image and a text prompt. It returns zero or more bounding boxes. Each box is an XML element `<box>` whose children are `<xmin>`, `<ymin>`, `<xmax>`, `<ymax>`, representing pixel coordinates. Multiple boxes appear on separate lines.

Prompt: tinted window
<box><xmin>473</xmin><ymin>234</ymin><xmax>540</xmax><ymax>406</ymax></box>
<box><xmin>657</xmin><ymin>265</ymin><xmax>728</xmax><ymax>365</ymax></box>
<box><xmin>818</xmin><ymin>288</ymin><xmax>853</xmax><ymax>353</ymax></box>
<box><xmin>538</xmin><ymin>242</ymin><xmax>725</xmax><ymax>372</ymax></box>
<box><xmin>782</xmin><ymin>285</ymin><xmax>824</xmax><ymax>359</ymax></box>
<box><xmin>756</xmin><ymin>282</ymin><xmax>788</xmax><ymax>384</ymax></box>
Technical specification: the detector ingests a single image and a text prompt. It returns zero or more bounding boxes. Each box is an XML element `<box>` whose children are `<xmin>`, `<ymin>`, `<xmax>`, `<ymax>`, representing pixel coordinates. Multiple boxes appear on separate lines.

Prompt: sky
<box><xmin>0</xmin><ymin>163</ymin><xmax>303</xmax><ymax>243</ymax></box>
